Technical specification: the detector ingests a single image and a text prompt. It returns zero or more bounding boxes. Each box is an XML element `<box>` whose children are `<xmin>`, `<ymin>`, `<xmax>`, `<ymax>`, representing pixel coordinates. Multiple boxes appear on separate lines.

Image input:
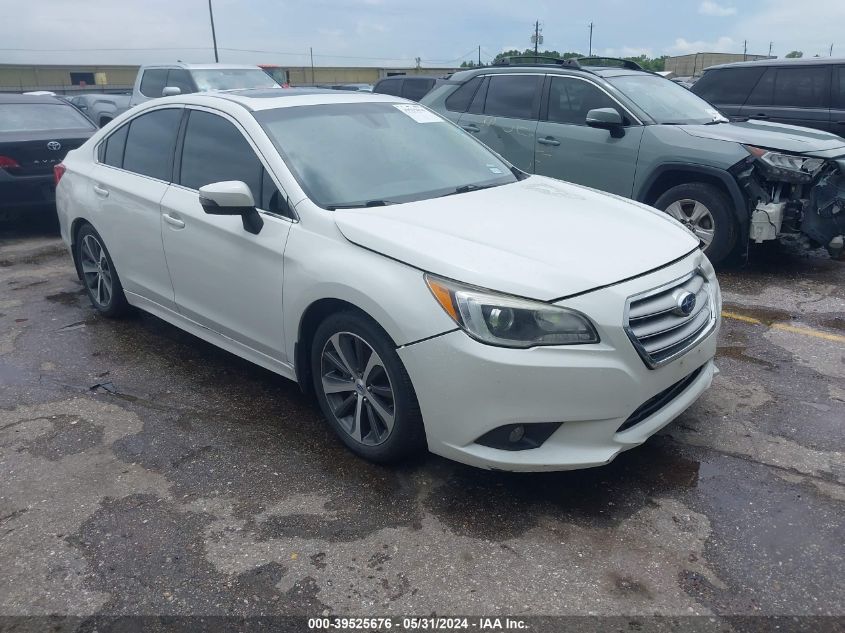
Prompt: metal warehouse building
<box><xmin>0</xmin><ymin>63</ymin><xmax>456</xmax><ymax>93</ymax></box>
<box><xmin>664</xmin><ymin>52</ymin><xmax>774</xmax><ymax>77</ymax></box>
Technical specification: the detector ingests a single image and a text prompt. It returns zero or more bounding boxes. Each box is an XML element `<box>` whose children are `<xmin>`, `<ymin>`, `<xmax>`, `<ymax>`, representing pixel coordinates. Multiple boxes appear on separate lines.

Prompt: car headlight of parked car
<box><xmin>425</xmin><ymin>275</ymin><xmax>599</xmax><ymax>348</ymax></box>
<box><xmin>744</xmin><ymin>145</ymin><xmax>825</xmax><ymax>184</ymax></box>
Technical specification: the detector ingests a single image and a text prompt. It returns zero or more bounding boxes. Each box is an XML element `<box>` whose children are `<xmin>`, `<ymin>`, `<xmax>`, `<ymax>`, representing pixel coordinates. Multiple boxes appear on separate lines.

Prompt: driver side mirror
<box><xmin>162</xmin><ymin>86</ymin><xmax>182</xmax><ymax>97</ymax></box>
<box><xmin>586</xmin><ymin>108</ymin><xmax>625</xmax><ymax>138</ymax></box>
<box><xmin>199</xmin><ymin>181</ymin><xmax>264</xmax><ymax>235</ymax></box>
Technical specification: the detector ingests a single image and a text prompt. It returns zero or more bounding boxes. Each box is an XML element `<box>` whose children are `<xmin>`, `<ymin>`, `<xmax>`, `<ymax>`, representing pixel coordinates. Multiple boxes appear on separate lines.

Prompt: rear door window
<box><xmin>401</xmin><ymin>78</ymin><xmax>435</xmax><ymax>101</ymax></box>
<box><xmin>122</xmin><ymin>108</ymin><xmax>182</xmax><ymax>181</ymax></box>
<box><xmin>483</xmin><ymin>75</ymin><xmax>541</xmax><ymax>120</ymax></box>
<box><xmin>773</xmin><ymin>67</ymin><xmax>830</xmax><ymax>108</ymax></box>
<box><xmin>374</xmin><ymin>79</ymin><xmax>402</xmax><ymax>96</ymax></box>
<box><xmin>746</xmin><ymin>68</ymin><xmax>775</xmax><ymax>105</ymax></box>
<box><xmin>139</xmin><ymin>69</ymin><xmax>168</xmax><ymax>98</ymax></box>
<box><xmin>692</xmin><ymin>67</ymin><xmax>766</xmax><ymax>105</ymax></box>
<box><xmin>178</xmin><ymin>110</ymin><xmax>268</xmax><ymax>208</ymax></box>
<box><xmin>835</xmin><ymin>67</ymin><xmax>845</xmax><ymax>109</ymax></box>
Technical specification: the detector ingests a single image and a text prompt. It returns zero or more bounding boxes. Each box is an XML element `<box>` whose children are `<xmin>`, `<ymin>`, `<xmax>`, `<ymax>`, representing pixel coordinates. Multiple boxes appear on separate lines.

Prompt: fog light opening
<box><xmin>476</xmin><ymin>422</ymin><xmax>562</xmax><ymax>451</ymax></box>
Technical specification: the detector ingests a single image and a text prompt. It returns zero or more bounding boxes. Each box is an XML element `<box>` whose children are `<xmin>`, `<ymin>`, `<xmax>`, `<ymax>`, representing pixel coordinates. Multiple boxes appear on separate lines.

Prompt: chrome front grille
<box><xmin>625</xmin><ymin>270</ymin><xmax>715</xmax><ymax>368</ymax></box>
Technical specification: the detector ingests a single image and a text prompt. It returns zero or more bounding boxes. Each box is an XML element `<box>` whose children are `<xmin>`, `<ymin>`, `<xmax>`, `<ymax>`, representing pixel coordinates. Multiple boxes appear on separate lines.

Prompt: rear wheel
<box><xmin>654</xmin><ymin>182</ymin><xmax>737</xmax><ymax>265</ymax></box>
<box><xmin>311</xmin><ymin>311</ymin><xmax>425</xmax><ymax>463</ymax></box>
<box><xmin>75</xmin><ymin>224</ymin><xmax>129</xmax><ymax>317</ymax></box>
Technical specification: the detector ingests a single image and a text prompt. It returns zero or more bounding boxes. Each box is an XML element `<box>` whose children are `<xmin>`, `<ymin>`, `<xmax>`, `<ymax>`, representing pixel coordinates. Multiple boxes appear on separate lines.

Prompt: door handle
<box><xmin>537</xmin><ymin>136</ymin><xmax>560</xmax><ymax>146</ymax></box>
<box><xmin>750</xmin><ymin>113</ymin><xmax>769</xmax><ymax>119</ymax></box>
<box><xmin>836</xmin><ymin>121</ymin><xmax>845</xmax><ymax>126</ymax></box>
<box><xmin>162</xmin><ymin>213</ymin><xmax>185</xmax><ymax>229</ymax></box>
<box><xmin>461</xmin><ymin>124</ymin><xmax>480</xmax><ymax>133</ymax></box>
<box><xmin>93</xmin><ymin>184</ymin><xmax>109</xmax><ymax>198</ymax></box>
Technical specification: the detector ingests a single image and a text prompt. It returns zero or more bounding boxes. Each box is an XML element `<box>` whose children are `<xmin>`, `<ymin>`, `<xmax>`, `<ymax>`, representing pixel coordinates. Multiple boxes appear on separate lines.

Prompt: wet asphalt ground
<box><xmin>0</xmin><ymin>212</ymin><xmax>843</xmax><ymax>630</ymax></box>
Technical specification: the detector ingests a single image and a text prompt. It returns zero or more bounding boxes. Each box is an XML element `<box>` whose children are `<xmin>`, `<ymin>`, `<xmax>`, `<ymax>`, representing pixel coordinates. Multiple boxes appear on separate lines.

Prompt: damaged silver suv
<box><xmin>422</xmin><ymin>57</ymin><xmax>845</xmax><ymax>263</ymax></box>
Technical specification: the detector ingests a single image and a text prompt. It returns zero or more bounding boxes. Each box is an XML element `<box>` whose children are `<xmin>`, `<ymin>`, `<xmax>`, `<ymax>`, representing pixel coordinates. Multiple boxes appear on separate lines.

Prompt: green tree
<box><xmin>785</xmin><ymin>50</ymin><xmax>803</xmax><ymax>58</ymax></box>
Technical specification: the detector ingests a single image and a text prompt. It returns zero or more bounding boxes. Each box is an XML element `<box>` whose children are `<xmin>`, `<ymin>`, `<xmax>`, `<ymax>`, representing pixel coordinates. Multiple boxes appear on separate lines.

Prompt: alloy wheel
<box><xmin>320</xmin><ymin>332</ymin><xmax>395</xmax><ymax>446</ymax></box>
<box><xmin>80</xmin><ymin>234</ymin><xmax>113</xmax><ymax>308</ymax></box>
<box><xmin>664</xmin><ymin>198</ymin><xmax>716</xmax><ymax>247</ymax></box>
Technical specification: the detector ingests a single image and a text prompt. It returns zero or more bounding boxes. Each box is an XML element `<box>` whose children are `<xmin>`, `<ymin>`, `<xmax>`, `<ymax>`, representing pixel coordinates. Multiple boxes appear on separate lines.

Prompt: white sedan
<box><xmin>55</xmin><ymin>89</ymin><xmax>720</xmax><ymax>471</ymax></box>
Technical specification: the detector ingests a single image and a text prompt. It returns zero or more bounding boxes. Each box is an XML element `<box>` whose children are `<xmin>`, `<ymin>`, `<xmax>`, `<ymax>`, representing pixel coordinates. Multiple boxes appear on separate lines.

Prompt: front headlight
<box><xmin>744</xmin><ymin>145</ymin><xmax>824</xmax><ymax>183</ymax></box>
<box><xmin>425</xmin><ymin>275</ymin><xmax>599</xmax><ymax>348</ymax></box>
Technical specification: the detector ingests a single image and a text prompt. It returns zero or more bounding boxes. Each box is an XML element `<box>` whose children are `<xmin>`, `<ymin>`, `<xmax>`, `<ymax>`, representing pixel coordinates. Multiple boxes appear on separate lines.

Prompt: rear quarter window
<box><xmin>692</xmin><ymin>67</ymin><xmax>766</xmax><ymax>105</ymax></box>
<box><xmin>374</xmin><ymin>79</ymin><xmax>402</xmax><ymax>96</ymax></box>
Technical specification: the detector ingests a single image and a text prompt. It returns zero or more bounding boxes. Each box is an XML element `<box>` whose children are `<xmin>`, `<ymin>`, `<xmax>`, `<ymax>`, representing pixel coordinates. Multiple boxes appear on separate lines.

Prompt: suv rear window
<box><xmin>0</xmin><ymin>103</ymin><xmax>95</xmax><ymax>132</ymax></box>
<box><xmin>374</xmin><ymin>79</ymin><xmax>402</xmax><ymax>96</ymax></box>
<box><xmin>401</xmin><ymin>78</ymin><xmax>435</xmax><ymax>101</ymax></box>
<box><xmin>483</xmin><ymin>75</ymin><xmax>541</xmax><ymax>120</ymax></box>
<box><xmin>692</xmin><ymin>67</ymin><xmax>766</xmax><ymax>105</ymax></box>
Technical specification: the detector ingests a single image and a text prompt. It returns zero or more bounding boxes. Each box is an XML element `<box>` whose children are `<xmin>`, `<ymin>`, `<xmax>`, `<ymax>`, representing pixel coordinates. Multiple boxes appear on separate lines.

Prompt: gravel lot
<box><xmin>0</xmin><ymin>214</ymin><xmax>843</xmax><ymax>630</ymax></box>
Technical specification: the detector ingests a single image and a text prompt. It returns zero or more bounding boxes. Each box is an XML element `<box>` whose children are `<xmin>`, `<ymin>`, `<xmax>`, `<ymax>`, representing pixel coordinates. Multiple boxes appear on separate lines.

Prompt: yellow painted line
<box><xmin>721</xmin><ymin>311</ymin><xmax>845</xmax><ymax>343</ymax></box>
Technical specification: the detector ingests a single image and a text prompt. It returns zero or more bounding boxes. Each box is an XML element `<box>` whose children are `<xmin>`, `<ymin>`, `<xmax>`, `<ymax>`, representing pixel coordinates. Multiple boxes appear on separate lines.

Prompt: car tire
<box><xmin>654</xmin><ymin>182</ymin><xmax>737</xmax><ymax>265</ymax></box>
<box><xmin>75</xmin><ymin>223</ymin><xmax>129</xmax><ymax>318</ymax></box>
<box><xmin>311</xmin><ymin>311</ymin><xmax>426</xmax><ymax>463</ymax></box>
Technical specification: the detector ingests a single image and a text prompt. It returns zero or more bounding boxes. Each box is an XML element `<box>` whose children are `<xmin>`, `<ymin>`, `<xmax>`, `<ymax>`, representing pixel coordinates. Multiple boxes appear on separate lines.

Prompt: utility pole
<box><xmin>310</xmin><ymin>47</ymin><xmax>315</xmax><ymax>85</ymax></box>
<box><xmin>531</xmin><ymin>20</ymin><xmax>543</xmax><ymax>57</ymax></box>
<box><xmin>830</xmin><ymin>43</ymin><xmax>835</xmax><ymax>57</ymax></box>
<box><xmin>768</xmin><ymin>41</ymin><xmax>773</xmax><ymax>57</ymax></box>
<box><xmin>743</xmin><ymin>39</ymin><xmax>747</xmax><ymax>61</ymax></box>
<box><xmin>478</xmin><ymin>45</ymin><xmax>481</xmax><ymax>66</ymax></box>
<box><xmin>208</xmin><ymin>0</ymin><xmax>219</xmax><ymax>62</ymax></box>
<box><xmin>588</xmin><ymin>22</ymin><xmax>594</xmax><ymax>57</ymax></box>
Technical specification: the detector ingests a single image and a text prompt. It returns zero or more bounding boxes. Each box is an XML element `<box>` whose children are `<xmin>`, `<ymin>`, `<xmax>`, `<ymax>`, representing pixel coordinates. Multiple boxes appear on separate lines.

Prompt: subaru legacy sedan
<box><xmin>55</xmin><ymin>90</ymin><xmax>720</xmax><ymax>471</ymax></box>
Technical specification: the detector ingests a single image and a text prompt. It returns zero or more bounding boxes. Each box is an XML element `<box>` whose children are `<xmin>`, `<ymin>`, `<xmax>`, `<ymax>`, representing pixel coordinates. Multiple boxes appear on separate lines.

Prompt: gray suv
<box><xmin>422</xmin><ymin>57</ymin><xmax>845</xmax><ymax>263</ymax></box>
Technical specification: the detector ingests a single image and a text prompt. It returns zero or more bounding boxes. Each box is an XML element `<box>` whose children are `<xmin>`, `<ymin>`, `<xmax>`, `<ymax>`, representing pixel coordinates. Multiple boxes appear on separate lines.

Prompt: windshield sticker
<box><xmin>393</xmin><ymin>103</ymin><xmax>443</xmax><ymax>123</ymax></box>
<box><xmin>487</xmin><ymin>165</ymin><xmax>503</xmax><ymax>174</ymax></box>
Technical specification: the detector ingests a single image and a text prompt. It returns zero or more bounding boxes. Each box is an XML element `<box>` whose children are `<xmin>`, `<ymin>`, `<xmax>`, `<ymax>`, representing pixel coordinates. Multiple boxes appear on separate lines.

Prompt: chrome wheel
<box><xmin>664</xmin><ymin>198</ymin><xmax>715</xmax><ymax>247</ymax></box>
<box><xmin>320</xmin><ymin>332</ymin><xmax>395</xmax><ymax>446</ymax></box>
<box><xmin>80</xmin><ymin>234</ymin><xmax>113</xmax><ymax>308</ymax></box>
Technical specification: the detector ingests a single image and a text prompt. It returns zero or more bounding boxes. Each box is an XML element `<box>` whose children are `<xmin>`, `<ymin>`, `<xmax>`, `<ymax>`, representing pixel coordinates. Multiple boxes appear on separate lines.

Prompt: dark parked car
<box><xmin>692</xmin><ymin>57</ymin><xmax>845</xmax><ymax>134</ymax></box>
<box><xmin>0</xmin><ymin>93</ymin><xmax>96</xmax><ymax>218</ymax></box>
<box><xmin>373</xmin><ymin>76</ymin><xmax>438</xmax><ymax>101</ymax></box>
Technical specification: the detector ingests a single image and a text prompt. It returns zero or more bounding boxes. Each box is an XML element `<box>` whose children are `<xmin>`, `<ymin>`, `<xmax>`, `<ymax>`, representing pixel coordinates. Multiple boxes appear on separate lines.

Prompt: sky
<box><xmin>0</xmin><ymin>0</ymin><xmax>842</xmax><ymax>67</ymax></box>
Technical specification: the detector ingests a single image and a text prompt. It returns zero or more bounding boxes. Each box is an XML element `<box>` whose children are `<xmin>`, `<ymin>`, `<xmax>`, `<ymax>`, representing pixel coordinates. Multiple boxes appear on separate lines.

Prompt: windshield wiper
<box><xmin>439</xmin><ymin>183</ymin><xmax>502</xmax><ymax>198</ymax></box>
<box><xmin>326</xmin><ymin>200</ymin><xmax>394</xmax><ymax>210</ymax></box>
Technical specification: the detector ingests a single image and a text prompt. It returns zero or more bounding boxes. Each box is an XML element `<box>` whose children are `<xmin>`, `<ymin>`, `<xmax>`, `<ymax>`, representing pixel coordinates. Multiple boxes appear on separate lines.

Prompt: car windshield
<box><xmin>254</xmin><ymin>102</ymin><xmax>517</xmax><ymax>208</ymax></box>
<box><xmin>0</xmin><ymin>103</ymin><xmax>95</xmax><ymax>132</ymax></box>
<box><xmin>191</xmin><ymin>69</ymin><xmax>279</xmax><ymax>92</ymax></box>
<box><xmin>607</xmin><ymin>74</ymin><xmax>728</xmax><ymax>125</ymax></box>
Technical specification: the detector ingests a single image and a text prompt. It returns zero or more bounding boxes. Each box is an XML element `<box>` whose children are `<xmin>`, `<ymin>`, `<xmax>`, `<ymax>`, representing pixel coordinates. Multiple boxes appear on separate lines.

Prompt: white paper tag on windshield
<box><xmin>393</xmin><ymin>103</ymin><xmax>442</xmax><ymax>123</ymax></box>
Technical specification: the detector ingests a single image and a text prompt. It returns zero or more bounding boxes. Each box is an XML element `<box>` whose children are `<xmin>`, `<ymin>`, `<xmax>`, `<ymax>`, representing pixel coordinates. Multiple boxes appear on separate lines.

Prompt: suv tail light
<box><xmin>53</xmin><ymin>163</ymin><xmax>66</xmax><ymax>186</ymax></box>
<box><xmin>0</xmin><ymin>156</ymin><xmax>20</xmax><ymax>169</ymax></box>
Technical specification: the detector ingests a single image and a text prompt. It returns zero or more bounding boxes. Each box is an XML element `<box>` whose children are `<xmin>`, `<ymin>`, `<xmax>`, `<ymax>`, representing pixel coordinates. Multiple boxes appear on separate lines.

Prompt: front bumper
<box><xmin>398</xmin><ymin>251</ymin><xmax>719</xmax><ymax>471</ymax></box>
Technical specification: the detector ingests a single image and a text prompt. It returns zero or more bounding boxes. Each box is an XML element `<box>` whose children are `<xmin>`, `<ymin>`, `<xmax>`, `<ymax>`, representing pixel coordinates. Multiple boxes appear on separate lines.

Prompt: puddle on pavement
<box><xmin>722</xmin><ymin>303</ymin><xmax>794</xmax><ymax>326</ymax></box>
<box><xmin>717</xmin><ymin>346</ymin><xmax>778</xmax><ymax>369</ymax></box>
<box><xmin>45</xmin><ymin>289</ymin><xmax>84</xmax><ymax>305</ymax></box>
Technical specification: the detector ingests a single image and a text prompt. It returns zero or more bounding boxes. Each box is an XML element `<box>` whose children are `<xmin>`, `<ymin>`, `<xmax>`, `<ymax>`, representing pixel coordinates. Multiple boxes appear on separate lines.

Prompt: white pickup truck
<box><xmin>95</xmin><ymin>63</ymin><xmax>281</xmax><ymax>125</ymax></box>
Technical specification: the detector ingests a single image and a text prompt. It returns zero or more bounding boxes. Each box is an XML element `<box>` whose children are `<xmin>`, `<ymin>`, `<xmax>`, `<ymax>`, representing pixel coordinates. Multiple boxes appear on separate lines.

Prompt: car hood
<box><xmin>681</xmin><ymin>120</ymin><xmax>845</xmax><ymax>155</ymax></box>
<box><xmin>332</xmin><ymin>176</ymin><xmax>699</xmax><ymax>301</ymax></box>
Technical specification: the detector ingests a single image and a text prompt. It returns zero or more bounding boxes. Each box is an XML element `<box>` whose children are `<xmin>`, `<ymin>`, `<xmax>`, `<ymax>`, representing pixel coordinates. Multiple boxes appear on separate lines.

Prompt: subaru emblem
<box><xmin>47</xmin><ymin>141</ymin><xmax>61</xmax><ymax>151</ymax></box>
<box><xmin>673</xmin><ymin>291</ymin><xmax>697</xmax><ymax>316</ymax></box>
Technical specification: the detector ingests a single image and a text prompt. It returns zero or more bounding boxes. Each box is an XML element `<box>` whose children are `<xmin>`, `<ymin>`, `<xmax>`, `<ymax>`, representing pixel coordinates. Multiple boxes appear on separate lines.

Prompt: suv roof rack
<box><xmin>575</xmin><ymin>56</ymin><xmax>646</xmax><ymax>71</ymax></box>
<box><xmin>493</xmin><ymin>55</ymin><xmax>582</xmax><ymax>69</ymax></box>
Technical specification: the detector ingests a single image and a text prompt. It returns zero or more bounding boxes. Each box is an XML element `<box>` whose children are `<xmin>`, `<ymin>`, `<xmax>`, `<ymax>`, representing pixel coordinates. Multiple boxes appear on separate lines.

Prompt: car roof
<box><xmin>706</xmin><ymin>56</ymin><xmax>845</xmax><ymax>70</ymax></box>
<box><xmin>0</xmin><ymin>93</ymin><xmax>70</xmax><ymax>104</ymax></box>
<box><xmin>139</xmin><ymin>63</ymin><xmax>263</xmax><ymax>71</ymax></box>
<box><xmin>445</xmin><ymin>65</ymin><xmax>650</xmax><ymax>83</ymax></box>
<box><xmin>162</xmin><ymin>88</ymin><xmax>409</xmax><ymax>111</ymax></box>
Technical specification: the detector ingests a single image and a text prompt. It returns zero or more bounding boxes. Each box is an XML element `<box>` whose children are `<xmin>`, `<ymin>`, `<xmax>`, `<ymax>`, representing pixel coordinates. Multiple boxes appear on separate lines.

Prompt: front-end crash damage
<box><xmin>733</xmin><ymin>146</ymin><xmax>845</xmax><ymax>258</ymax></box>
